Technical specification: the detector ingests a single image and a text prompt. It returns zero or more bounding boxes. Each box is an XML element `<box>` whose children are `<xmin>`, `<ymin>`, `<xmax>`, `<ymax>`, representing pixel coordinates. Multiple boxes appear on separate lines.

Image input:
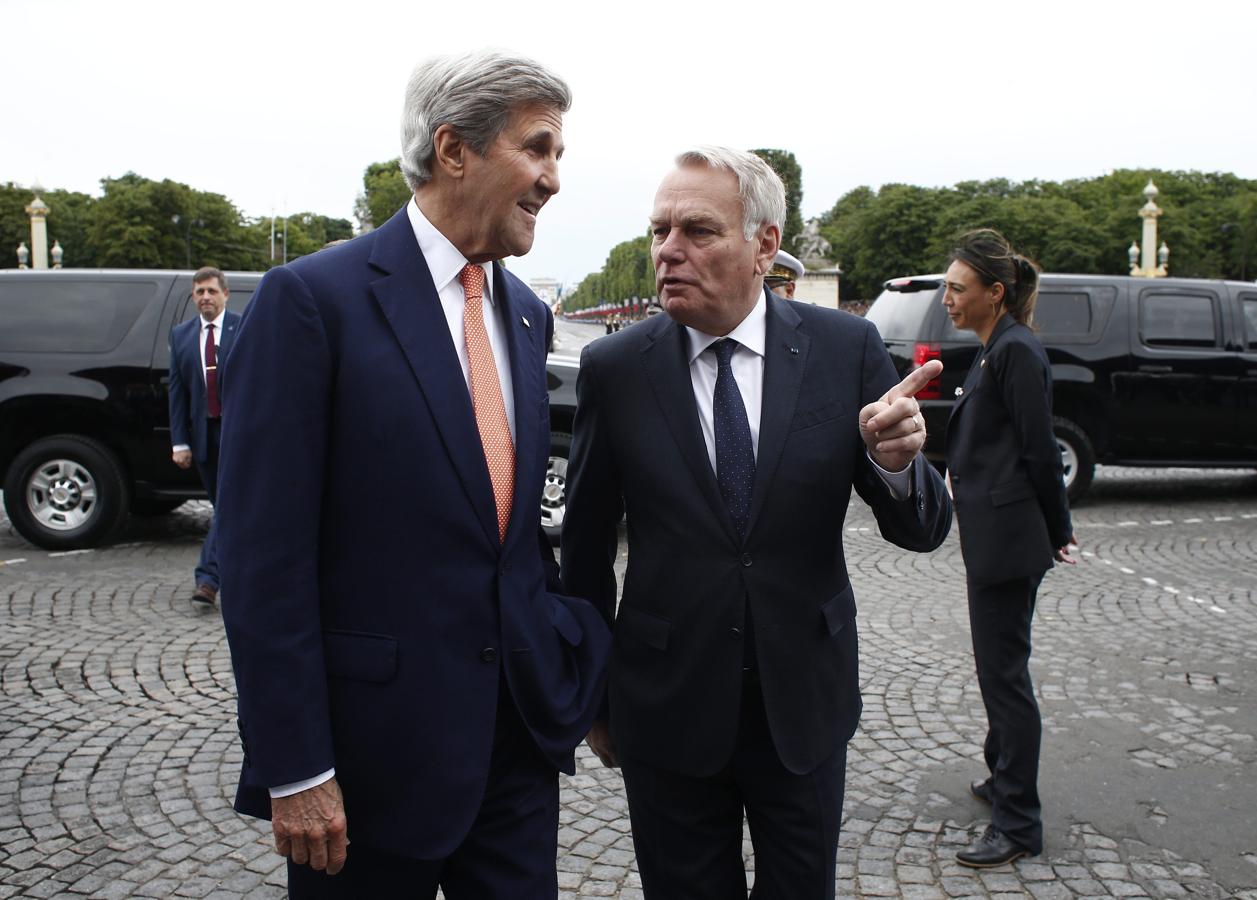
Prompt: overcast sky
<box><xmin>3</xmin><ymin>0</ymin><xmax>1253</xmax><ymax>285</ymax></box>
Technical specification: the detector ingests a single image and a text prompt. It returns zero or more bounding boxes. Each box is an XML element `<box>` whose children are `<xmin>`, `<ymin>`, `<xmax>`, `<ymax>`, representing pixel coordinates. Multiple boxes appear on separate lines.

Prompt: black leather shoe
<box><xmin>970</xmin><ymin>778</ymin><xmax>993</xmax><ymax>805</ymax></box>
<box><xmin>956</xmin><ymin>826</ymin><xmax>1030</xmax><ymax>868</ymax></box>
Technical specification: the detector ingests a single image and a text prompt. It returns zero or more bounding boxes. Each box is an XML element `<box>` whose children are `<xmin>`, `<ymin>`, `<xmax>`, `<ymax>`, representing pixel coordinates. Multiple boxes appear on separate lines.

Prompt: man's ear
<box><xmin>431</xmin><ymin>124</ymin><xmax>466</xmax><ymax>179</ymax></box>
<box><xmin>754</xmin><ymin>224</ymin><xmax>781</xmax><ymax>275</ymax></box>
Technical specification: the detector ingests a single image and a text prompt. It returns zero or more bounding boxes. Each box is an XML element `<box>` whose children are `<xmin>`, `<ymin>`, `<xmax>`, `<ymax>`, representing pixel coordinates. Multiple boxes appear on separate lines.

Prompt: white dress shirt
<box><xmin>171</xmin><ymin>309</ymin><xmax>227</xmax><ymax>454</ymax></box>
<box><xmin>270</xmin><ymin>199</ymin><xmax>519</xmax><ymax>800</ymax></box>
<box><xmin>683</xmin><ymin>291</ymin><xmax>912</xmax><ymax>499</ymax></box>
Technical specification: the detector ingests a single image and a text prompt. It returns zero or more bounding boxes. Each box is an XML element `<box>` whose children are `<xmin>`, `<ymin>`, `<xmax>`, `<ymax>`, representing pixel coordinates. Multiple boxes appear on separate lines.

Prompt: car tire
<box><xmin>130</xmin><ymin>498</ymin><xmax>186</xmax><ymax>517</ymax></box>
<box><xmin>541</xmin><ymin>431</ymin><xmax>571</xmax><ymax>545</ymax></box>
<box><xmin>2</xmin><ymin>435</ymin><xmax>131</xmax><ymax>550</ymax></box>
<box><xmin>1053</xmin><ymin>416</ymin><xmax>1095</xmax><ymax>503</ymax></box>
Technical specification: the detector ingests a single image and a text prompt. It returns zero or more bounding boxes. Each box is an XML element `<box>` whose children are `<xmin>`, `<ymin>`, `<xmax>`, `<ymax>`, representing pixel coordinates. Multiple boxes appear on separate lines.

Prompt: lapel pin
<box><xmin>979</xmin><ymin>358</ymin><xmax>987</xmax><ymax>368</ymax></box>
<box><xmin>789</xmin><ymin>347</ymin><xmax>799</xmax><ymax>355</ymax></box>
<box><xmin>521</xmin><ymin>315</ymin><xmax>531</xmax><ymax>329</ymax></box>
<box><xmin>955</xmin><ymin>387</ymin><xmax>964</xmax><ymax>397</ymax></box>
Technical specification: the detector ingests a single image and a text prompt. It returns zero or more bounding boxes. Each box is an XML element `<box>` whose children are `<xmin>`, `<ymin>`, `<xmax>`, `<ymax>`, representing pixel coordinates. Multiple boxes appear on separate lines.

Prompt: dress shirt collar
<box><xmin>407</xmin><ymin>197</ymin><xmax>494</xmax><ymax>306</ymax></box>
<box><xmin>684</xmin><ymin>289</ymin><xmax>768</xmax><ymax>364</ymax></box>
<box><xmin>200</xmin><ymin>309</ymin><xmax>226</xmax><ymax>333</ymax></box>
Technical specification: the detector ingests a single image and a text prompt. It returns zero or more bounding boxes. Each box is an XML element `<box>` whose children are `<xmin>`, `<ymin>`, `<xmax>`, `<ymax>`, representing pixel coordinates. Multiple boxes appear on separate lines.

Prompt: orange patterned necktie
<box><xmin>460</xmin><ymin>264</ymin><xmax>514</xmax><ymax>542</ymax></box>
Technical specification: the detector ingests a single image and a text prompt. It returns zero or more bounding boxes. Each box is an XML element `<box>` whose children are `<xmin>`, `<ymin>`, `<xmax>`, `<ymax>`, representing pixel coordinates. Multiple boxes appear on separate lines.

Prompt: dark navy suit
<box><xmin>561</xmin><ymin>291</ymin><xmax>952</xmax><ymax>898</ymax></box>
<box><xmin>946</xmin><ymin>314</ymin><xmax>1072</xmax><ymax>854</ymax></box>
<box><xmin>216</xmin><ymin>207</ymin><xmax>610</xmax><ymax>895</ymax></box>
<box><xmin>168</xmin><ymin>309</ymin><xmax>240</xmax><ymax>588</ymax></box>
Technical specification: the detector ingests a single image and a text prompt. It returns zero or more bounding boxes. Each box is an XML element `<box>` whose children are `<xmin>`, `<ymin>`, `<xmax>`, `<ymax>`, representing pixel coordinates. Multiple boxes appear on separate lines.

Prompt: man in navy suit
<box><xmin>215</xmin><ymin>50</ymin><xmax>610</xmax><ymax>898</ymax></box>
<box><xmin>561</xmin><ymin>147</ymin><xmax>952</xmax><ymax>899</ymax></box>
<box><xmin>168</xmin><ymin>266</ymin><xmax>239</xmax><ymax>607</ymax></box>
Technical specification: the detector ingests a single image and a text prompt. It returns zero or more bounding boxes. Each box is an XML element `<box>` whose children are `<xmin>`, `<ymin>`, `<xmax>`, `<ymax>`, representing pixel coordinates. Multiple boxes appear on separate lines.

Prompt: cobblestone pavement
<box><xmin>2</xmin><ymin>466</ymin><xmax>1255</xmax><ymax>899</ymax></box>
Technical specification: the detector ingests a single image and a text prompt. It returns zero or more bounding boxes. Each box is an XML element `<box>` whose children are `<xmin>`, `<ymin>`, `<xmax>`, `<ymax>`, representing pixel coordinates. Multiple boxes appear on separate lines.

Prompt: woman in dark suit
<box><xmin>943</xmin><ymin>230</ymin><xmax>1077</xmax><ymax>868</ymax></box>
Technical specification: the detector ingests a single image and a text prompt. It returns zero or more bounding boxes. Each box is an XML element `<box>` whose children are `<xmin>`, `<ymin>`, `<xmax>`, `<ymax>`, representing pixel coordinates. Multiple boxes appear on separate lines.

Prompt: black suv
<box><xmin>0</xmin><ymin>269</ymin><xmax>578</xmax><ymax>549</ymax></box>
<box><xmin>865</xmin><ymin>273</ymin><xmax>1257</xmax><ymax>500</ymax></box>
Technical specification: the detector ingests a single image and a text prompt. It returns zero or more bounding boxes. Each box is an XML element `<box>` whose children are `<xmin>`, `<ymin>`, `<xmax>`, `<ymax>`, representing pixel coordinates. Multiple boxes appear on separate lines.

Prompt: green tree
<box><xmin>751</xmin><ymin>148</ymin><xmax>803</xmax><ymax>254</ymax></box>
<box><xmin>565</xmin><ymin>233</ymin><xmax>654</xmax><ymax>311</ymax></box>
<box><xmin>359</xmin><ymin>159</ymin><xmax>412</xmax><ymax>230</ymax></box>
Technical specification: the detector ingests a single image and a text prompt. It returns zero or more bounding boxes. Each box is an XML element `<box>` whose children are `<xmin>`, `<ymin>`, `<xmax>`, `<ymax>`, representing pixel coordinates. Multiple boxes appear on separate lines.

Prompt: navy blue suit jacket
<box><xmin>168</xmin><ymin>310</ymin><xmax>240</xmax><ymax>462</ymax></box>
<box><xmin>216</xmin><ymin>207</ymin><xmax>610</xmax><ymax>860</ymax></box>
<box><xmin>945</xmin><ymin>315</ymin><xmax>1072</xmax><ymax>584</ymax></box>
<box><xmin>561</xmin><ymin>290</ymin><xmax>952</xmax><ymax>777</ymax></box>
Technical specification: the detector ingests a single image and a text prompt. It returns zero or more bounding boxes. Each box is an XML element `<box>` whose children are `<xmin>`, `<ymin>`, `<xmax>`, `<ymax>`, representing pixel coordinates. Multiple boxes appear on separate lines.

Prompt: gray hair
<box><xmin>399</xmin><ymin>49</ymin><xmax>571</xmax><ymax>191</ymax></box>
<box><xmin>675</xmin><ymin>146</ymin><xmax>786</xmax><ymax>241</ymax></box>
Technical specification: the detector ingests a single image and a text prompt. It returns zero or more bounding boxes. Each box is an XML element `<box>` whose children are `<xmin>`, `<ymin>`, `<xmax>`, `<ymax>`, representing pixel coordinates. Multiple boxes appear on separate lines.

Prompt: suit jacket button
<box><xmin>730</xmin><ymin>627</ymin><xmax>742</xmax><ymax>639</ymax></box>
<box><xmin>740</xmin><ymin>553</ymin><xmax>752</xmax><ymax>567</ymax></box>
<box><xmin>480</xmin><ymin>648</ymin><xmax>497</xmax><ymax>663</ymax></box>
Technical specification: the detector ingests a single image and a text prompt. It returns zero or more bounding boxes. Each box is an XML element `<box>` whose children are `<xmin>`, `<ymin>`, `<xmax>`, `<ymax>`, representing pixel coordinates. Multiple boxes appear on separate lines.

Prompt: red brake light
<box><xmin>912</xmin><ymin>342</ymin><xmax>941</xmax><ymax>400</ymax></box>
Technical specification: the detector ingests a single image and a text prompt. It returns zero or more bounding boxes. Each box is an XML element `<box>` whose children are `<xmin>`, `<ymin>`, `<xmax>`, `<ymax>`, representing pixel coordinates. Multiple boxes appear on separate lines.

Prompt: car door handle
<box><xmin>1137</xmin><ymin>364</ymin><xmax>1172</xmax><ymax>373</ymax></box>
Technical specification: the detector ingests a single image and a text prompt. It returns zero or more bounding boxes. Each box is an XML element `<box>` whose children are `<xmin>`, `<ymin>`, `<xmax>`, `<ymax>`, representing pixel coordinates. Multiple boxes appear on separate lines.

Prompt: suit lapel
<box><xmin>494</xmin><ymin>263</ymin><xmax>541</xmax><ymax>548</ymax></box>
<box><xmin>746</xmin><ymin>292</ymin><xmax>807</xmax><ymax>536</ymax></box>
<box><xmin>951</xmin><ymin>314</ymin><xmax>1015</xmax><ymax>420</ymax></box>
<box><xmin>640</xmin><ymin>319</ymin><xmax>737</xmax><ymax>543</ymax></box>
<box><xmin>368</xmin><ymin>208</ymin><xmax>501</xmax><ymax>548</ymax></box>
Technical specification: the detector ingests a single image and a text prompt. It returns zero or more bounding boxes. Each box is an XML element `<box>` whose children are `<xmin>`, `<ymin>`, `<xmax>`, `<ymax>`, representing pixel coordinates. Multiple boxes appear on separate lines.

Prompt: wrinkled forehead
<box><xmin>651</xmin><ymin>164</ymin><xmax>741</xmax><ymax>222</ymax></box>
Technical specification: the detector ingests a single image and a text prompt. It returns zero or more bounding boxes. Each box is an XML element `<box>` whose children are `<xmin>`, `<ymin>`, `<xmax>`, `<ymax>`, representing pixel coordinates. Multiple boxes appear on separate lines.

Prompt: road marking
<box><xmin>1210</xmin><ymin>606</ymin><xmax>1227</xmax><ymax>614</ymax></box>
<box><xmin>1142</xmin><ymin>577</ymin><xmax>1159</xmax><ymax>585</ymax></box>
<box><xmin>1118</xmin><ymin>521</ymin><xmax>1138</xmax><ymax>527</ymax></box>
<box><xmin>0</xmin><ymin>558</ymin><xmax>27</xmax><ymax>567</ymax></box>
<box><xmin>1214</xmin><ymin>516</ymin><xmax>1234</xmax><ymax>522</ymax></box>
<box><xmin>1150</xmin><ymin>520</ymin><xmax>1172</xmax><ymax>525</ymax></box>
<box><xmin>48</xmin><ymin>549</ymin><xmax>94</xmax><ymax>558</ymax></box>
<box><xmin>1164</xmin><ymin>586</ymin><xmax>1180</xmax><ymax>594</ymax></box>
<box><xmin>1120</xmin><ymin>567</ymin><xmax>1136</xmax><ymax>574</ymax></box>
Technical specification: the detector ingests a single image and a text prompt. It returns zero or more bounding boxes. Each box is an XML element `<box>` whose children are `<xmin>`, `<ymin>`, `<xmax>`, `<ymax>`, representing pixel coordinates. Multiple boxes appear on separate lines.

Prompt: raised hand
<box><xmin>858</xmin><ymin>360</ymin><xmax>943</xmax><ymax>473</ymax></box>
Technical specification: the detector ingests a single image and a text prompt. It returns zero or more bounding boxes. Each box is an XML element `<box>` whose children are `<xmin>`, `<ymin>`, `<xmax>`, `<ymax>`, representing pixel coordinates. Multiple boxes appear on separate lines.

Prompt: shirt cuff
<box><xmin>269</xmin><ymin>768</ymin><xmax>336</xmax><ymax>798</ymax></box>
<box><xmin>172</xmin><ymin>444</ymin><xmax>191</xmax><ymax>453</ymax></box>
<box><xmin>867</xmin><ymin>452</ymin><xmax>912</xmax><ymax>501</ymax></box>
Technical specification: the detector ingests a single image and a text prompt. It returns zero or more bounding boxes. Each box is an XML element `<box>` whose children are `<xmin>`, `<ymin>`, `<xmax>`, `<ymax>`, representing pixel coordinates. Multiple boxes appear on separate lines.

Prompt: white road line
<box><xmin>1214</xmin><ymin>516</ymin><xmax>1234</xmax><ymax>522</ymax></box>
<box><xmin>1164</xmin><ymin>586</ymin><xmax>1180</xmax><ymax>594</ymax></box>
<box><xmin>1142</xmin><ymin>577</ymin><xmax>1159</xmax><ymax>585</ymax></box>
<box><xmin>1150</xmin><ymin>520</ymin><xmax>1173</xmax><ymax>525</ymax></box>
<box><xmin>0</xmin><ymin>558</ymin><xmax>28</xmax><ymax>566</ymax></box>
<box><xmin>1210</xmin><ymin>606</ymin><xmax>1227</xmax><ymax>614</ymax></box>
<box><xmin>1119</xmin><ymin>521</ymin><xmax>1138</xmax><ymax>527</ymax></box>
<box><xmin>48</xmin><ymin>549</ymin><xmax>94</xmax><ymax>558</ymax></box>
<box><xmin>1183</xmin><ymin>518</ymin><xmax>1203</xmax><ymax>523</ymax></box>
<box><xmin>1120</xmin><ymin>567</ymin><xmax>1136</xmax><ymax>574</ymax></box>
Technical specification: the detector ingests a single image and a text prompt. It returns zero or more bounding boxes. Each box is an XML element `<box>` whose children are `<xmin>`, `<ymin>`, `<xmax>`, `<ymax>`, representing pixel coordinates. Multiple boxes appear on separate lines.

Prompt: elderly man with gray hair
<box><xmin>216</xmin><ymin>49</ymin><xmax>609</xmax><ymax>898</ymax></box>
<box><xmin>561</xmin><ymin>147</ymin><xmax>952</xmax><ymax>898</ymax></box>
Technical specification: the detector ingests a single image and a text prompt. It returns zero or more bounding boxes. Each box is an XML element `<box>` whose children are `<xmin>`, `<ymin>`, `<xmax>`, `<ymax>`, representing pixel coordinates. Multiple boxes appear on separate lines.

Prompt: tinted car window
<box><xmin>1036</xmin><ymin>292</ymin><xmax>1091</xmax><ymax>334</ymax></box>
<box><xmin>0</xmin><ymin>279</ymin><xmax>159</xmax><ymax>352</ymax></box>
<box><xmin>1139</xmin><ymin>293</ymin><xmax>1218</xmax><ymax>347</ymax></box>
<box><xmin>1242</xmin><ymin>296</ymin><xmax>1257</xmax><ymax>350</ymax></box>
<box><xmin>866</xmin><ymin>286</ymin><xmax>943</xmax><ymax>340</ymax></box>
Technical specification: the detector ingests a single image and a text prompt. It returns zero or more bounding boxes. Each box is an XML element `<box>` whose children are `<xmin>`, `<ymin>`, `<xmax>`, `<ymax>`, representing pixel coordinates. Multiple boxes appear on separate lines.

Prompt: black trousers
<box><xmin>620</xmin><ymin>676</ymin><xmax>846</xmax><ymax>900</ymax></box>
<box><xmin>193</xmin><ymin>418</ymin><xmax>221</xmax><ymax>588</ymax></box>
<box><xmin>967</xmin><ymin>571</ymin><xmax>1046</xmax><ymax>854</ymax></box>
<box><xmin>287</xmin><ymin>683</ymin><xmax>559</xmax><ymax>899</ymax></box>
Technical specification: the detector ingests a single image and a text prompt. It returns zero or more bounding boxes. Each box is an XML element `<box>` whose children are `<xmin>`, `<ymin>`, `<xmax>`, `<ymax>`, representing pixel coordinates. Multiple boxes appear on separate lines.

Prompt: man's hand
<box><xmin>271</xmin><ymin>777</ymin><xmax>349</xmax><ymax>875</ymax></box>
<box><xmin>586</xmin><ymin>720</ymin><xmax>618</xmax><ymax>768</ymax></box>
<box><xmin>1055</xmin><ymin>533</ymin><xmax>1079</xmax><ymax>565</ymax></box>
<box><xmin>859</xmin><ymin>360</ymin><xmax>943</xmax><ymax>474</ymax></box>
<box><xmin>172</xmin><ymin>449</ymin><xmax>192</xmax><ymax>469</ymax></box>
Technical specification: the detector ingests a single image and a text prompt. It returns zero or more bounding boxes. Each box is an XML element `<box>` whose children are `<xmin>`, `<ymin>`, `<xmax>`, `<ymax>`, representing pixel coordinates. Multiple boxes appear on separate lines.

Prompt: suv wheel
<box><xmin>541</xmin><ymin>432</ymin><xmax>571</xmax><ymax>544</ymax></box>
<box><xmin>1053</xmin><ymin>416</ymin><xmax>1095</xmax><ymax>503</ymax></box>
<box><xmin>3</xmin><ymin>435</ymin><xmax>131</xmax><ymax>550</ymax></box>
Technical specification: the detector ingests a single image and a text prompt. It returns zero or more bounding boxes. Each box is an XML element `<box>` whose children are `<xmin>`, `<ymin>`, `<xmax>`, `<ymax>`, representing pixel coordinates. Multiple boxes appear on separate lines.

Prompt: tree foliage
<box><xmin>750</xmin><ymin>149</ymin><xmax>803</xmax><ymax>253</ymax></box>
<box><xmin>358</xmin><ymin>159</ymin><xmax>412</xmax><ymax>231</ymax></box>
<box><xmin>820</xmin><ymin>169</ymin><xmax>1257</xmax><ymax>300</ymax></box>
<box><xmin>564</xmin><ymin>234</ymin><xmax>654</xmax><ymax>311</ymax></box>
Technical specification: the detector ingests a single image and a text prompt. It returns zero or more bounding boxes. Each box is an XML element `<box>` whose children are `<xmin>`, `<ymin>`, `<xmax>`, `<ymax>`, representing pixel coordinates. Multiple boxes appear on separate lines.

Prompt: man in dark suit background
<box><xmin>168</xmin><ymin>266</ymin><xmax>239</xmax><ymax>607</ymax></box>
<box><xmin>216</xmin><ymin>49</ymin><xmax>609</xmax><ymax>898</ymax></box>
<box><xmin>560</xmin><ymin>147</ymin><xmax>953</xmax><ymax>899</ymax></box>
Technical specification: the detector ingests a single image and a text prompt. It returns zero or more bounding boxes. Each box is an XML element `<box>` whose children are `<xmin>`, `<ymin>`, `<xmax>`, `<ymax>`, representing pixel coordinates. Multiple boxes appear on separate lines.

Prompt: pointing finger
<box><xmin>885</xmin><ymin>359</ymin><xmax>943</xmax><ymax>403</ymax></box>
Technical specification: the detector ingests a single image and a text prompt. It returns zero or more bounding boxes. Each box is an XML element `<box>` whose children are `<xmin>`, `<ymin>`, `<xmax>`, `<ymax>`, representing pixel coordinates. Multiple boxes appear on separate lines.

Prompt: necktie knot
<box><xmin>713</xmin><ymin>338</ymin><xmax>738</xmax><ymax>368</ymax></box>
<box><xmin>460</xmin><ymin>264</ymin><xmax>486</xmax><ymax>302</ymax></box>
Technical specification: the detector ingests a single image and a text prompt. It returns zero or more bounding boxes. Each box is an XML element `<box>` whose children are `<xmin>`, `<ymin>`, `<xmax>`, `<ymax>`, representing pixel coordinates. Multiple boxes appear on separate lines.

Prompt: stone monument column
<box><xmin>25</xmin><ymin>187</ymin><xmax>50</xmax><ymax>270</ymax></box>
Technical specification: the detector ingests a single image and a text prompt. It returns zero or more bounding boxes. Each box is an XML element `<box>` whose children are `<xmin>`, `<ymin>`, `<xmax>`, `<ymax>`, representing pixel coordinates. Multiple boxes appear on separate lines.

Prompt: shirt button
<box><xmin>480</xmin><ymin>648</ymin><xmax>497</xmax><ymax>663</ymax></box>
<box><xmin>730</xmin><ymin>627</ymin><xmax>742</xmax><ymax>639</ymax></box>
<box><xmin>740</xmin><ymin>553</ymin><xmax>752</xmax><ymax>567</ymax></box>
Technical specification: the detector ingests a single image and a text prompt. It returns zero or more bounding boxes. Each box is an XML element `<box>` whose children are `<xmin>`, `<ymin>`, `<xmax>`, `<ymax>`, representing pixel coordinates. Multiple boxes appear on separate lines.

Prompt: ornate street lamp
<box><xmin>1129</xmin><ymin>180</ymin><xmax>1169</xmax><ymax>277</ymax></box>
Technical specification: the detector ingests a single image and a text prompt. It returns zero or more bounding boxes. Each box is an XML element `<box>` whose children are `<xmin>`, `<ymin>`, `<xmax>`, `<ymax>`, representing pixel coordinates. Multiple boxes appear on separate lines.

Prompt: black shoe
<box><xmin>956</xmin><ymin>826</ymin><xmax>1030</xmax><ymax>868</ymax></box>
<box><xmin>970</xmin><ymin>778</ymin><xmax>993</xmax><ymax>805</ymax></box>
<box><xmin>191</xmin><ymin>583</ymin><xmax>218</xmax><ymax>607</ymax></box>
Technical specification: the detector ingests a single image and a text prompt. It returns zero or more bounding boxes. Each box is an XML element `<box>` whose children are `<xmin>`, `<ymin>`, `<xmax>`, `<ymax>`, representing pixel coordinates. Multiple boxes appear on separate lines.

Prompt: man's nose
<box><xmin>656</xmin><ymin>230</ymin><xmax>685</xmax><ymax>262</ymax></box>
<box><xmin>538</xmin><ymin>158</ymin><xmax>559</xmax><ymax>197</ymax></box>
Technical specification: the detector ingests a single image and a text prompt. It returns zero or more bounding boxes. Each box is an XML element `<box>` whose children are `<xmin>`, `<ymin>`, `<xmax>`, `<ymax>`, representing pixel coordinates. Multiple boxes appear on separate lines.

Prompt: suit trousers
<box><xmin>620</xmin><ymin>675</ymin><xmax>846</xmax><ymax>900</ymax></box>
<box><xmin>967</xmin><ymin>570</ymin><xmax>1046</xmax><ymax>854</ymax></box>
<box><xmin>194</xmin><ymin>418</ymin><xmax>221</xmax><ymax>588</ymax></box>
<box><xmin>286</xmin><ymin>677</ymin><xmax>559</xmax><ymax>899</ymax></box>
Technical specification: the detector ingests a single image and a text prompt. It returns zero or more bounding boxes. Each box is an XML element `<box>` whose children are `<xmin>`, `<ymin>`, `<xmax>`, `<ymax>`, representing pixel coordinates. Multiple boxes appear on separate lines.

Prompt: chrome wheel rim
<box><xmin>26</xmin><ymin>458</ymin><xmax>98</xmax><ymax>531</ymax></box>
<box><xmin>541</xmin><ymin>454</ymin><xmax>567</xmax><ymax>529</ymax></box>
<box><xmin>1057</xmin><ymin>438</ymin><xmax>1078</xmax><ymax>489</ymax></box>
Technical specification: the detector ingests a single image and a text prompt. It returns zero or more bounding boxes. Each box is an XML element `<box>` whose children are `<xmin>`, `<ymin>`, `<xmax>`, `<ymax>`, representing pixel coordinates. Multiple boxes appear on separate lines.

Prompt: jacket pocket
<box><xmin>789</xmin><ymin>399</ymin><xmax>846</xmax><ymax>433</ymax></box>
<box><xmin>989</xmin><ymin>479</ymin><xmax>1035</xmax><ymax>507</ymax></box>
<box><xmin>323</xmin><ymin>629</ymin><xmax>398</xmax><ymax>683</ymax></box>
<box><xmin>548</xmin><ymin>594</ymin><xmax>584</xmax><ymax>647</ymax></box>
<box><xmin>821</xmin><ymin>585</ymin><xmax>858</xmax><ymax>637</ymax></box>
<box><xmin>616</xmin><ymin>605</ymin><xmax>670</xmax><ymax>651</ymax></box>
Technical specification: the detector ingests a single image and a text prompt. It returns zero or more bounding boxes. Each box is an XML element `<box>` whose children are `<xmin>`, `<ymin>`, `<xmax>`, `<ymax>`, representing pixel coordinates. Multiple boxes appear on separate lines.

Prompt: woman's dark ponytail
<box><xmin>948</xmin><ymin>230</ymin><xmax>1040</xmax><ymax>327</ymax></box>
